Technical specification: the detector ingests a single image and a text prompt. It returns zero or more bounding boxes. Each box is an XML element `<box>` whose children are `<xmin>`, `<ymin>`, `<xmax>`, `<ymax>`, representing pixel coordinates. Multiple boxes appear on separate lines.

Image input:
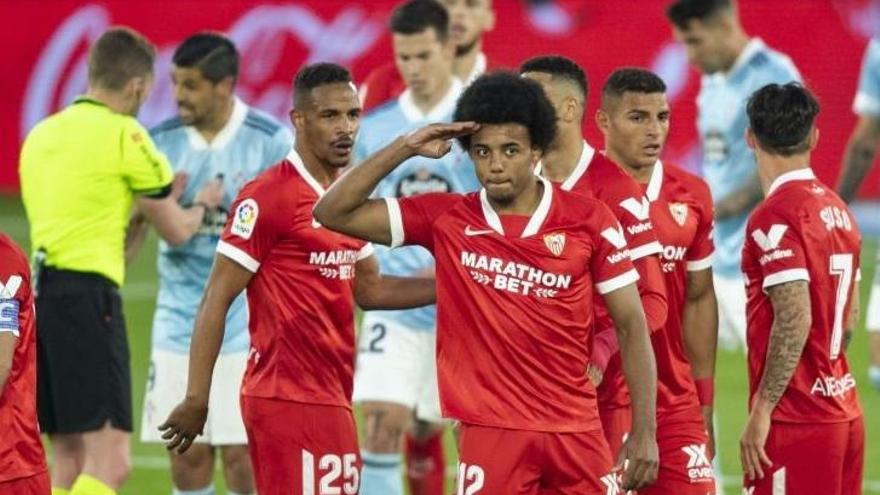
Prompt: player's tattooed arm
<box><xmin>757</xmin><ymin>280</ymin><xmax>811</xmax><ymax>408</ymax></box>
<box><xmin>845</xmin><ymin>287</ymin><xmax>860</xmax><ymax>351</ymax></box>
<box><xmin>314</xmin><ymin>122</ymin><xmax>477</xmax><ymax>245</ymax></box>
<box><xmin>714</xmin><ymin>172</ymin><xmax>763</xmax><ymax>220</ymax></box>
<box><xmin>354</xmin><ymin>255</ymin><xmax>436</xmax><ymax>309</ymax></box>
<box><xmin>0</xmin><ymin>332</ymin><xmax>15</xmax><ymax>393</ymax></box>
<box><xmin>837</xmin><ymin>115</ymin><xmax>880</xmax><ymax>203</ymax></box>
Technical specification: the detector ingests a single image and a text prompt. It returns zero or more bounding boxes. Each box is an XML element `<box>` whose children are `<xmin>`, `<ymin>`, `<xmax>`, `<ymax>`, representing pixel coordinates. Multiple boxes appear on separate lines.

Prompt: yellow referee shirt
<box><xmin>19</xmin><ymin>97</ymin><xmax>173</xmax><ymax>286</ymax></box>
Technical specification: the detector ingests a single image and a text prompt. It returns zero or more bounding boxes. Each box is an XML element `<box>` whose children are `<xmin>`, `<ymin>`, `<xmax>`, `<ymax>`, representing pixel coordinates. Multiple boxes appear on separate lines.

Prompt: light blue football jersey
<box><xmin>854</xmin><ymin>38</ymin><xmax>880</xmax><ymax>117</ymax></box>
<box><xmin>697</xmin><ymin>38</ymin><xmax>801</xmax><ymax>277</ymax></box>
<box><xmin>150</xmin><ymin>97</ymin><xmax>292</xmax><ymax>354</ymax></box>
<box><xmin>355</xmin><ymin>79</ymin><xmax>480</xmax><ymax>330</ymax></box>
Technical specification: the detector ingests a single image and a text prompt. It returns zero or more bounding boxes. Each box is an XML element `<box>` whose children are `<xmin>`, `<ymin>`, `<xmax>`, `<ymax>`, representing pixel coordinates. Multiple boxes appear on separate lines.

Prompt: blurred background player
<box><xmin>135</xmin><ymin>33</ymin><xmax>291</xmax><ymax>495</ymax></box>
<box><xmin>596</xmin><ymin>68</ymin><xmax>717</xmax><ymax>494</ymax></box>
<box><xmin>352</xmin><ymin>2</ymin><xmax>480</xmax><ymax>495</ymax></box>
<box><xmin>666</xmin><ymin>0</ymin><xmax>801</xmax><ymax>352</ymax></box>
<box><xmin>314</xmin><ymin>71</ymin><xmax>661</xmax><ymax>493</ymax></box>
<box><xmin>836</xmin><ymin>36</ymin><xmax>880</xmax><ymax>391</ymax></box>
<box><xmin>158</xmin><ymin>63</ymin><xmax>436</xmax><ymax>495</ymax></box>
<box><xmin>19</xmin><ymin>27</ymin><xmax>222</xmax><ymax>495</ymax></box>
<box><xmin>359</xmin><ymin>0</ymin><xmax>495</xmax><ymax>112</ymax></box>
<box><xmin>0</xmin><ymin>233</ymin><xmax>50</xmax><ymax>494</ymax></box>
<box><xmin>520</xmin><ymin>56</ymin><xmax>667</xmax><ymax>458</ymax></box>
<box><xmin>740</xmin><ymin>82</ymin><xmax>864</xmax><ymax>495</ymax></box>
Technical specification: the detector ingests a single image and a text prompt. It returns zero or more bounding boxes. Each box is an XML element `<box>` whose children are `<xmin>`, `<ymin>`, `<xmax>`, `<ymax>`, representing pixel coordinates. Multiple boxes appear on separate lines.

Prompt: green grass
<box><xmin>1</xmin><ymin>193</ymin><xmax>878</xmax><ymax>494</ymax></box>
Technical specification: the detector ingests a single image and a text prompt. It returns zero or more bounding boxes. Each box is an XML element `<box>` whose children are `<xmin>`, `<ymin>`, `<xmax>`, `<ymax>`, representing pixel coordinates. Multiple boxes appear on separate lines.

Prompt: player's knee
<box><xmin>221</xmin><ymin>446</ymin><xmax>254</xmax><ymax>492</ymax></box>
<box><xmin>361</xmin><ymin>404</ymin><xmax>411</xmax><ymax>453</ymax></box>
<box><xmin>170</xmin><ymin>445</ymin><xmax>214</xmax><ymax>489</ymax></box>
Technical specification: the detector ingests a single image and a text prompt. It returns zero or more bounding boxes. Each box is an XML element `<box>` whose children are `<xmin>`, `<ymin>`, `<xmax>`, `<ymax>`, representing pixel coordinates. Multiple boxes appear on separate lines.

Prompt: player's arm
<box><xmin>740</xmin><ymin>280</ymin><xmax>811</xmax><ymax>480</ymax></box>
<box><xmin>603</xmin><ymin>283</ymin><xmax>659</xmax><ymax>490</ymax></box>
<box><xmin>159</xmin><ymin>254</ymin><xmax>252</xmax><ymax>453</ymax></box>
<box><xmin>0</xmin><ymin>332</ymin><xmax>14</xmax><ymax>393</ymax></box>
<box><xmin>354</xmin><ymin>254</ymin><xmax>436</xmax><ymax>309</ymax></box>
<box><xmin>844</xmin><ymin>281</ymin><xmax>860</xmax><ymax>351</ymax></box>
<box><xmin>682</xmin><ymin>267</ymin><xmax>719</xmax><ymax>455</ymax></box>
<box><xmin>715</xmin><ymin>172</ymin><xmax>763</xmax><ymax>220</ymax></box>
<box><xmin>313</xmin><ymin>122</ymin><xmax>477</xmax><ymax>244</ymax></box>
<box><xmin>837</xmin><ymin>115</ymin><xmax>880</xmax><ymax>202</ymax></box>
<box><xmin>136</xmin><ymin>177</ymin><xmax>224</xmax><ymax>247</ymax></box>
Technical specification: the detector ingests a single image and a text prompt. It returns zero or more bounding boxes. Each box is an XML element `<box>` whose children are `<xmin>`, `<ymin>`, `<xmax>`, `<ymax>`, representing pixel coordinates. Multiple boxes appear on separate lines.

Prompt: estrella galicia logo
<box><xmin>395</xmin><ymin>167</ymin><xmax>452</xmax><ymax>197</ymax></box>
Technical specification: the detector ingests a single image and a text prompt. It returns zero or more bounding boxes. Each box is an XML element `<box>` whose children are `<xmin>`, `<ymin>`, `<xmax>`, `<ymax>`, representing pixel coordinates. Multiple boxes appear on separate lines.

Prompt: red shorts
<box><xmin>241</xmin><ymin>395</ymin><xmax>361</xmax><ymax>495</ymax></box>
<box><xmin>457</xmin><ymin>423</ymin><xmax>618</xmax><ymax>495</ymax></box>
<box><xmin>0</xmin><ymin>471</ymin><xmax>50</xmax><ymax>495</ymax></box>
<box><xmin>599</xmin><ymin>405</ymin><xmax>631</xmax><ymax>459</ymax></box>
<box><xmin>638</xmin><ymin>420</ymin><xmax>715</xmax><ymax>495</ymax></box>
<box><xmin>743</xmin><ymin>416</ymin><xmax>864</xmax><ymax>495</ymax></box>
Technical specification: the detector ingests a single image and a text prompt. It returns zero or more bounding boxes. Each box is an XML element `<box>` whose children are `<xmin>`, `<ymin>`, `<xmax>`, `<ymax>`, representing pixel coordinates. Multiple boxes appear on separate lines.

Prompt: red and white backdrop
<box><xmin>2</xmin><ymin>0</ymin><xmax>879</xmax><ymax>197</ymax></box>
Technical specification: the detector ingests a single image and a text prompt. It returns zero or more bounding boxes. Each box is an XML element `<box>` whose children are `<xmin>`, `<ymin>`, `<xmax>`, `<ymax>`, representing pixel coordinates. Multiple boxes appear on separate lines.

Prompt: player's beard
<box><xmin>455</xmin><ymin>36</ymin><xmax>480</xmax><ymax>57</ymax></box>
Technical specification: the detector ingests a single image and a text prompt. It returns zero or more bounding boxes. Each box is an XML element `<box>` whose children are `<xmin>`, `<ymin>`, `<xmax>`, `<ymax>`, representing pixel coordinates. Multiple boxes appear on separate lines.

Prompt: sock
<box><xmin>405</xmin><ymin>431</ymin><xmax>445</xmax><ymax>495</ymax></box>
<box><xmin>52</xmin><ymin>489</ymin><xmax>71</xmax><ymax>495</ymax></box>
<box><xmin>172</xmin><ymin>486</ymin><xmax>215</xmax><ymax>495</ymax></box>
<box><xmin>70</xmin><ymin>474</ymin><xmax>116</xmax><ymax>495</ymax></box>
<box><xmin>360</xmin><ymin>451</ymin><xmax>404</xmax><ymax>495</ymax></box>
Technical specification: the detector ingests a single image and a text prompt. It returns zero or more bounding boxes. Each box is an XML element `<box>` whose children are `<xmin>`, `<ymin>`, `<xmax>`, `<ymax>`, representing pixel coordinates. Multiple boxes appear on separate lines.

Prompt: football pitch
<box><xmin>0</xmin><ymin>193</ymin><xmax>877</xmax><ymax>495</ymax></box>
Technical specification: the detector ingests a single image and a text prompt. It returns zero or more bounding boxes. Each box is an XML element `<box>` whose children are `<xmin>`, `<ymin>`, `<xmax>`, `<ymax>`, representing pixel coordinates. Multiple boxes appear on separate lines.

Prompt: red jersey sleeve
<box><xmin>388</xmin><ymin>193</ymin><xmax>461</xmax><ymax>250</ymax></box>
<box><xmin>686</xmin><ymin>179</ymin><xmax>715</xmax><ymax>271</ymax></box>
<box><xmin>745</xmin><ymin>207</ymin><xmax>809</xmax><ymax>291</ymax></box>
<box><xmin>590</xmin><ymin>207</ymin><xmax>640</xmax><ymax>295</ymax></box>
<box><xmin>0</xmin><ymin>240</ymin><xmax>30</xmax><ymax>338</ymax></box>
<box><xmin>217</xmin><ymin>180</ymin><xmax>293</xmax><ymax>273</ymax></box>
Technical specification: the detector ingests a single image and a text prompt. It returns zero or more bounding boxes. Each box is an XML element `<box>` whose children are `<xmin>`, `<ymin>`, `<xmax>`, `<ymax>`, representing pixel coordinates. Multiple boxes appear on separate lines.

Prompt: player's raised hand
<box><xmin>194</xmin><ymin>176</ymin><xmax>225</xmax><ymax>210</ymax></box>
<box><xmin>615</xmin><ymin>429</ymin><xmax>659</xmax><ymax>490</ymax></box>
<box><xmin>158</xmin><ymin>397</ymin><xmax>208</xmax><ymax>454</ymax></box>
<box><xmin>170</xmin><ymin>172</ymin><xmax>189</xmax><ymax>202</ymax></box>
<box><xmin>404</xmin><ymin>122</ymin><xmax>479</xmax><ymax>158</ymax></box>
<box><xmin>740</xmin><ymin>408</ymin><xmax>773</xmax><ymax>480</ymax></box>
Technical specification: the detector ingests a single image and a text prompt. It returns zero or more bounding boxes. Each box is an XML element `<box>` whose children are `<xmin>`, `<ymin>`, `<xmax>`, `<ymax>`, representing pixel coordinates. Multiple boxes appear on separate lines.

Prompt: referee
<box><xmin>19</xmin><ymin>28</ymin><xmax>222</xmax><ymax>495</ymax></box>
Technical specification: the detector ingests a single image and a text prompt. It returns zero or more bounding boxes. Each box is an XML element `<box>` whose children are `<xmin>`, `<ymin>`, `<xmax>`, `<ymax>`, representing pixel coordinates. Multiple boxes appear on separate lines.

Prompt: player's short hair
<box><xmin>293</xmin><ymin>63</ymin><xmax>353</xmax><ymax>107</ymax></box>
<box><xmin>746</xmin><ymin>82</ymin><xmax>819</xmax><ymax>156</ymax></box>
<box><xmin>603</xmin><ymin>68</ymin><xmax>667</xmax><ymax>102</ymax></box>
<box><xmin>172</xmin><ymin>32</ymin><xmax>239</xmax><ymax>83</ymax></box>
<box><xmin>389</xmin><ymin>0</ymin><xmax>449</xmax><ymax>42</ymax></box>
<box><xmin>87</xmin><ymin>27</ymin><xmax>156</xmax><ymax>91</ymax></box>
<box><xmin>519</xmin><ymin>55</ymin><xmax>588</xmax><ymax>99</ymax></box>
<box><xmin>666</xmin><ymin>0</ymin><xmax>733</xmax><ymax>29</ymax></box>
<box><xmin>453</xmin><ymin>71</ymin><xmax>557</xmax><ymax>151</ymax></box>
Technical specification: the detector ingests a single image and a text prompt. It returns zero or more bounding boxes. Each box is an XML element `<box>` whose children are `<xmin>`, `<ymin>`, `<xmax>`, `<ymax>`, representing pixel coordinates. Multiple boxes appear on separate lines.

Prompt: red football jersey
<box><xmin>742</xmin><ymin>168</ymin><xmax>862</xmax><ymax>423</ymax></box>
<box><xmin>538</xmin><ymin>141</ymin><xmax>665</xmax><ymax>410</ymax></box>
<box><xmin>217</xmin><ymin>151</ymin><xmax>373</xmax><ymax>409</ymax></box>
<box><xmin>388</xmin><ymin>179</ymin><xmax>639</xmax><ymax>432</ymax></box>
<box><xmin>643</xmin><ymin>161</ymin><xmax>715</xmax><ymax>423</ymax></box>
<box><xmin>0</xmin><ymin>234</ymin><xmax>47</xmax><ymax>482</ymax></box>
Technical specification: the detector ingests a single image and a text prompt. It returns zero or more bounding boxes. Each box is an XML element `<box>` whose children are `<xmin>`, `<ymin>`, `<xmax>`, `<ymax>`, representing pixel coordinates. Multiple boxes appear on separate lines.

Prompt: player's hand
<box><xmin>740</xmin><ymin>407</ymin><xmax>773</xmax><ymax>480</ymax></box>
<box><xmin>170</xmin><ymin>172</ymin><xmax>189</xmax><ymax>202</ymax></box>
<box><xmin>615</xmin><ymin>429</ymin><xmax>659</xmax><ymax>490</ymax></box>
<box><xmin>701</xmin><ymin>405</ymin><xmax>716</xmax><ymax>459</ymax></box>
<box><xmin>194</xmin><ymin>177</ymin><xmax>224</xmax><ymax>210</ymax></box>
<box><xmin>404</xmin><ymin>122</ymin><xmax>479</xmax><ymax>158</ymax></box>
<box><xmin>158</xmin><ymin>397</ymin><xmax>208</xmax><ymax>454</ymax></box>
<box><xmin>586</xmin><ymin>363</ymin><xmax>603</xmax><ymax>387</ymax></box>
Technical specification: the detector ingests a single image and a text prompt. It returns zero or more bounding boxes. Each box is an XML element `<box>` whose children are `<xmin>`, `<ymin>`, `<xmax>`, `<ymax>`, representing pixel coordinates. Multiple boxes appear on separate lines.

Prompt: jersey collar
<box><xmin>645</xmin><ymin>160</ymin><xmax>664</xmax><ymax>202</ymax></box>
<box><xmin>479</xmin><ymin>176</ymin><xmax>554</xmax><ymax>238</ymax></box>
<box><xmin>767</xmin><ymin>167</ymin><xmax>816</xmax><ymax>196</ymax></box>
<box><xmin>185</xmin><ymin>96</ymin><xmax>248</xmax><ymax>151</ymax></box>
<box><xmin>534</xmin><ymin>139</ymin><xmax>596</xmax><ymax>190</ymax></box>
<box><xmin>287</xmin><ymin>149</ymin><xmax>325</xmax><ymax>197</ymax></box>
<box><xmin>398</xmin><ymin>78</ymin><xmax>464</xmax><ymax>123</ymax></box>
<box><xmin>464</xmin><ymin>52</ymin><xmax>488</xmax><ymax>87</ymax></box>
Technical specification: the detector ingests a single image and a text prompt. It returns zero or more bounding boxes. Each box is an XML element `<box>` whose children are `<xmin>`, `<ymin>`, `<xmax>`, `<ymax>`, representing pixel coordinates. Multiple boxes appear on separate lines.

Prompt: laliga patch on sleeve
<box><xmin>231</xmin><ymin>198</ymin><xmax>259</xmax><ymax>240</ymax></box>
<box><xmin>0</xmin><ymin>298</ymin><xmax>20</xmax><ymax>332</ymax></box>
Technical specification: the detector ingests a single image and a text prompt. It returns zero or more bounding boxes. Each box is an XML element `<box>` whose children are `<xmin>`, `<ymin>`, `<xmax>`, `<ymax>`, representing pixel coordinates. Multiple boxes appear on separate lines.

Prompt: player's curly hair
<box><xmin>453</xmin><ymin>71</ymin><xmax>557</xmax><ymax>151</ymax></box>
<box><xmin>746</xmin><ymin>82</ymin><xmax>819</xmax><ymax>156</ymax></box>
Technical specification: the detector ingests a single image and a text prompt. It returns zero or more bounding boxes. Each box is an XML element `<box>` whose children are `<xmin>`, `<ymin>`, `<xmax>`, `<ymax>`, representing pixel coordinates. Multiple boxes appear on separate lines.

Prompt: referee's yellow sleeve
<box><xmin>120</xmin><ymin>119</ymin><xmax>173</xmax><ymax>195</ymax></box>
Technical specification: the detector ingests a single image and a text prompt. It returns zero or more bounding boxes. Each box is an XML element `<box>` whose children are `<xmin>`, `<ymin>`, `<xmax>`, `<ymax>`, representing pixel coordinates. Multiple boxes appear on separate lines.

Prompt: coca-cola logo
<box><xmin>21</xmin><ymin>3</ymin><xmax>383</xmax><ymax>137</ymax></box>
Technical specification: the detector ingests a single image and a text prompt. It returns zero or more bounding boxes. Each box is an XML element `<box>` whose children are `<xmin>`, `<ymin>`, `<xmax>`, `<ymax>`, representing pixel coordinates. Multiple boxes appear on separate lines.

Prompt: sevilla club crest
<box><xmin>669</xmin><ymin>203</ymin><xmax>688</xmax><ymax>227</ymax></box>
<box><xmin>543</xmin><ymin>232</ymin><xmax>566</xmax><ymax>256</ymax></box>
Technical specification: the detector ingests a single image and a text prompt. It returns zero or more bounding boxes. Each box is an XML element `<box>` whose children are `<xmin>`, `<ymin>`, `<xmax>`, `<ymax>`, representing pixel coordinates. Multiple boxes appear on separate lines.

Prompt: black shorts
<box><xmin>36</xmin><ymin>269</ymin><xmax>132</xmax><ymax>433</ymax></box>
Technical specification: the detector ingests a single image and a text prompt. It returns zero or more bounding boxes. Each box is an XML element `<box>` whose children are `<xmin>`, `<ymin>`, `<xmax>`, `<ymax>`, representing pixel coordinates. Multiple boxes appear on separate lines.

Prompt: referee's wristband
<box><xmin>695</xmin><ymin>378</ymin><xmax>714</xmax><ymax>406</ymax></box>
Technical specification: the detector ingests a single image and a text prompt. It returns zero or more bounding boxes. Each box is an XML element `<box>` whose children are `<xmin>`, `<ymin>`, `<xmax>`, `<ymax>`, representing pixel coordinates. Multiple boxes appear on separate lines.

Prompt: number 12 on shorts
<box><xmin>302</xmin><ymin>449</ymin><xmax>359</xmax><ymax>495</ymax></box>
<box><xmin>457</xmin><ymin>462</ymin><xmax>485</xmax><ymax>494</ymax></box>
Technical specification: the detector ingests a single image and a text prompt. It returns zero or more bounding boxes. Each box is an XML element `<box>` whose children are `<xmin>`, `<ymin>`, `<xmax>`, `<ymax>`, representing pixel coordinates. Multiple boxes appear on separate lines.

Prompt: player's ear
<box><xmin>809</xmin><ymin>127</ymin><xmax>819</xmax><ymax>151</ymax></box>
<box><xmin>745</xmin><ymin>127</ymin><xmax>756</xmax><ymax>150</ymax></box>
<box><xmin>484</xmin><ymin>6</ymin><xmax>496</xmax><ymax>32</ymax></box>
<box><xmin>218</xmin><ymin>76</ymin><xmax>235</xmax><ymax>96</ymax></box>
<box><xmin>595</xmin><ymin>109</ymin><xmax>610</xmax><ymax>133</ymax></box>
<box><xmin>530</xmin><ymin>146</ymin><xmax>542</xmax><ymax>166</ymax></box>
<box><xmin>290</xmin><ymin>109</ymin><xmax>304</xmax><ymax>132</ymax></box>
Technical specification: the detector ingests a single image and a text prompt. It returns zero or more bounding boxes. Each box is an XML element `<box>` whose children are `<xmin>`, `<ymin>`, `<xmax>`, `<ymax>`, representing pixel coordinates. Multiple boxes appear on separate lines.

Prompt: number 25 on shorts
<box><xmin>302</xmin><ymin>449</ymin><xmax>360</xmax><ymax>495</ymax></box>
<box><xmin>457</xmin><ymin>462</ymin><xmax>485</xmax><ymax>495</ymax></box>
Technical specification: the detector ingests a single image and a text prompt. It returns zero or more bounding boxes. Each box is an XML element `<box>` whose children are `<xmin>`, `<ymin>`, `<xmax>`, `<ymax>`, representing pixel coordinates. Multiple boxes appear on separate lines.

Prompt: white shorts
<box><xmin>352</xmin><ymin>313</ymin><xmax>443</xmax><ymax>422</ymax></box>
<box><xmin>141</xmin><ymin>349</ymin><xmax>248</xmax><ymax>445</ymax></box>
<box><xmin>867</xmin><ymin>263</ymin><xmax>880</xmax><ymax>332</ymax></box>
<box><xmin>714</xmin><ymin>273</ymin><xmax>748</xmax><ymax>351</ymax></box>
